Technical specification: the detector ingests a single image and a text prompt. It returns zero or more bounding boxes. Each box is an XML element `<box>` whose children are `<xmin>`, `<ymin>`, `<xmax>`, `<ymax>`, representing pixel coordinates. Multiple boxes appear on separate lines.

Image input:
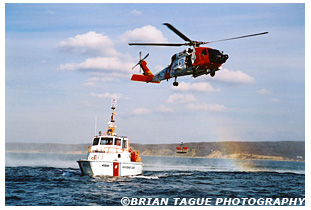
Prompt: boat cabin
<box><xmin>85</xmin><ymin>99</ymin><xmax>141</xmax><ymax>163</ymax></box>
<box><xmin>90</xmin><ymin>135</ymin><xmax>129</xmax><ymax>154</ymax></box>
<box><xmin>92</xmin><ymin>136</ymin><xmax>128</xmax><ymax>149</ymax></box>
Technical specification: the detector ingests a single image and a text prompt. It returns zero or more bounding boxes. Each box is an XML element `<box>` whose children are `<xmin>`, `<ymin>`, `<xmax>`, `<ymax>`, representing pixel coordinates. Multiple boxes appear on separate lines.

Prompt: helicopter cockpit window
<box><xmin>202</xmin><ymin>49</ymin><xmax>208</xmax><ymax>55</ymax></box>
<box><xmin>208</xmin><ymin>49</ymin><xmax>221</xmax><ymax>55</ymax></box>
<box><xmin>92</xmin><ymin>138</ymin><xmax>100</xmax><ymax>145</ymax></box>
<box><xmin>178</xmin><ymin>59</ymin><xmax>184</xmax><ymax>67</ymax></box>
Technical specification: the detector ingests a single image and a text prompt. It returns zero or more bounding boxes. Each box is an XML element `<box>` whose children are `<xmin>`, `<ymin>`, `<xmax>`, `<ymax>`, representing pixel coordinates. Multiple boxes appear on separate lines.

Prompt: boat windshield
<box><xmin>92</xmin><ymin>138</ymin><xmax>100</xmax><ymax>145</ymax></box>
<box><xmin>100</xmin><ymin>137</ymin><xmax>113</xmax><ymax>145</ymax></box>
<box><xmin>122</xmin><ymin>140</ymin><xmax>128</xmax><ymax>149</ymax></box>
<box><xmin>114</xmin><ymin>138</ymin><xmax>121</xmax><ymax>146</ymax></box>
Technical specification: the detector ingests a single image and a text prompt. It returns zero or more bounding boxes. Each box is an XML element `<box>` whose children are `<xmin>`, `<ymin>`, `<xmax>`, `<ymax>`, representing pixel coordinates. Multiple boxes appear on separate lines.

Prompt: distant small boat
<box><xmin>176</xmin><ymin>142</ymin><xmax>188</xmax><ymax>154</ymax></box>
<box><xmin>77</xmin><ymin>99</ymin><xmax>143</xmax><ymax>177</ymax></box>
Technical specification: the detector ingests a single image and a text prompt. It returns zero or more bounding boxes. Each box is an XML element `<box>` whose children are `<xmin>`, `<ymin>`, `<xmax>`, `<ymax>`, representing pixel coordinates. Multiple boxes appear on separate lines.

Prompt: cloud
<box><xmin>187</xmin><ymin>103</ymin><xmax>226</xmax><ymax>111</ymax></box>
<box><xmin>57</xmin><ymin>27</ymin><xmax>166</xmax><ymax>84</ymax></box>
<box><xmin>256</xmin><ymin>88</ymin><xmax>271</xmax><ymax>95</ymax></box>
<box><xmin>271</xmin><ymin>98</ymin><xmax>280</xmax><ymax>103</ymax></box>
<box><xmin>91</xmin><ymin>92</ymin><xmax>122</xmax><ymax>100</ymax></box>
<box><xmin>167</xmin><ymin>93</ymin><xmax>196</xmax><ymax>104</ymax></box>
<box><xmin>214</xmin><ymin>68</ymin><xmax>255</xmax><ymax>85</ymax></box>
<box><xmin>129</xmin><ymin>9</ymin><xmax>142</xmax><ymax>16</ymax></box>
<box><xmin>156</xmin><ymin>105</ymin><xmax>173</xmax><ymax>113</ymax></box>
<box><xmin>84</xmin><ymin>74</ymin><xmax>123</xmax><ymax>86</ymax></box>
<box><xmin>171</xmin><ymin>82</ymin><xmax>216</xmax><ymax>92</ymax></box>
<box><xmin>59</xmin><ymin>56</ymin><xmax>133</xmax><ymax>73</ymax></box>
<box><xmin>120</xmin><ymin>25</ymin><xmax>168</xmax><ymax>43</ymax></box>
<box><xmin>132</xmin><ymin>107</ymin><xmax>152</xmax><ymax>115</ymax></box>
<box><xmin>58</xmin><ymin>31</ymin><xmax>137</xmax><ymax>83</ymax></box>
<box><xmin>58</xmin><ymin>31</ymin><xmax>117</xmax><ymax>56</ymax></box>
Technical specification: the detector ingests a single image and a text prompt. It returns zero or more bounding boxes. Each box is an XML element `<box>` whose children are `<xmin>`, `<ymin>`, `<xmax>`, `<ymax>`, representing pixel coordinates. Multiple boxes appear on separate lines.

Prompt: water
<box><xmin>5</xmin><ymin>153</ymin><xmax>305</xmax><ymax>206</ymax></box>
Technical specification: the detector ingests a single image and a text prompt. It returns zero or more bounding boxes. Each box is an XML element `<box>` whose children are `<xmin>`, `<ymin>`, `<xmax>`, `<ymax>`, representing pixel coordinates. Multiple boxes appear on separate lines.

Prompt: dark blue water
<box><xmin>5</xmin><ymin>153</ymin><xmax>305</xmax><ymax>206</ymax></box>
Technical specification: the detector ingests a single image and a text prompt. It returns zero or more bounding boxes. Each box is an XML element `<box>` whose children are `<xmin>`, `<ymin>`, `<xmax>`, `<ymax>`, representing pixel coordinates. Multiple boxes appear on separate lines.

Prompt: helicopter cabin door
<box><xmin>164</xmin><ymin>68</ymin><xmax>171</xmax><ymax>80</ymax></box>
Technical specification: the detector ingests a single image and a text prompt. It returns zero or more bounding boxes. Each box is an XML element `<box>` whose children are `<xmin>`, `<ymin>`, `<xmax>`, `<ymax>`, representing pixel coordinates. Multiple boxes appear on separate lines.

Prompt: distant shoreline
<box><xmin>5</xmin><ymin>151</ymin><xmax>304</xmax><ymax>162</ymax></box>
<box><xmin>5</xmin><ymin>141</ymin><xmax>305</xmax><ymax>162</ymax></box>
<box><xmin>6</xmin><ymin>140</ymin><xmax>305</xmax><ymax>162</ymax></box>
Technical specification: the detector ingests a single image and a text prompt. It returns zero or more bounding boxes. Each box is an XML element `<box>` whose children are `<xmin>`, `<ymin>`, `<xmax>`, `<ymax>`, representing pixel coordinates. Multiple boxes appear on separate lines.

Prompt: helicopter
<box><xmin>129</xmin><ymin>23</ymin><xmax>268</xmax><ymax>86</ymax></box>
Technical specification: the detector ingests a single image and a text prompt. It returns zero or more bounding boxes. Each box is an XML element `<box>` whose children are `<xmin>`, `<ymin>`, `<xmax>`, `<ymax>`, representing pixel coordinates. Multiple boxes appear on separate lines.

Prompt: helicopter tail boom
<box><xmin>131</xmin><ymin>59</ymin><xmax>160</xmax><ymax>83</ymax></box>
<box><xmin>131</xmin><ymin>74</ymin><xmax>160</xmax><ymax>83</ymax></box>
<box><xmin>139</xmin><ymin>60</ymin><xmax>153</xmax><ymax>76</ymax></box>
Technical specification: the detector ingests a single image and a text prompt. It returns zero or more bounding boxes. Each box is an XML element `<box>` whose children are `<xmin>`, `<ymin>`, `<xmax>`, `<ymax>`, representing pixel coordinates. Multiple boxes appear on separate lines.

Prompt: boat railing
<box><xmin>90</xmin><ymin>146</ymin><xmax>128</xmax><ymax>154</ymax></box>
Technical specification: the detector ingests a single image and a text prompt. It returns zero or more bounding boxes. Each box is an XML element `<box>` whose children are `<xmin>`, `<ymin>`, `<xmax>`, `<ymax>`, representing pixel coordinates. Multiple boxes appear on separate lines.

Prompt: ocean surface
<box><xmin>5</xmin><ymin>153</ymin><xmax>305</xmax><ymax>206</ymax></box>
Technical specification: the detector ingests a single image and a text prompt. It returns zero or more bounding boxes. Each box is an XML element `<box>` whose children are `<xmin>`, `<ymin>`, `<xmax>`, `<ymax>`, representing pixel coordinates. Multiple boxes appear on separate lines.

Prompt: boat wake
<box><xmin>132</xmin><ymin>175</ymin><xmax>159</xmax><ymax>179</ymax></box>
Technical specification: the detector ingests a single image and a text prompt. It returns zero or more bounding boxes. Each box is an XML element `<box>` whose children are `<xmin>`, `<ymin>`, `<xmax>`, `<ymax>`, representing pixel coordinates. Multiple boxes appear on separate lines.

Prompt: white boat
<box><xmin>77</xmin><ymin>99</ymin><xmax>143</xmax><ymax>177</ymax></box>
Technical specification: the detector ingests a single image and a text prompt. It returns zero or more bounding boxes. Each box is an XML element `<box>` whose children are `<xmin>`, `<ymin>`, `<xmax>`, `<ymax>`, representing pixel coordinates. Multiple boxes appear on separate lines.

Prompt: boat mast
<box><xmin>106</xmin><ymin>98</ymin><xmax>117</xmax><ymax>136</ymax></box>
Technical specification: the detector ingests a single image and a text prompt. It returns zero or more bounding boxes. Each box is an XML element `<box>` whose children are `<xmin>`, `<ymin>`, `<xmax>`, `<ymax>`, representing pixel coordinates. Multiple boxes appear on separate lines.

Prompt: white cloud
<box><xmin>84</xmin><ymin>75</ymin><xmax>122</xmax><ymax>86</ymax></box>
<box><xmin>171</xmin><ymin>82</ymin><xmax>215</xmax><ymax>92</ymax></box>
<box><xmin>84</xmin><ymin>77</ymin><xmax>102</xmax><ymax>87</ymax></box>
<box><xmin>132</xmin><ymin>107</ymin><xmax>152</xmax><ymax>115</ymax></box>
<box><xmin>167</xmin><ymin>93</ymin><xmax>196</xmax><ymax>104</ymax></box>
<box><xmin>58</xmin><ymin>31</ymin><xmax>117</xmax><ymax>56</ymax></box>
<box><xmin>157</xmin><ymin>105</ymin><xmax>173</xmax><ymax>113</ymax></box>
<box><xmin>256</xmin><ymin>88</ymin><xmax>271</xmax><ymax>95</ymax></box>
<box><xmin>271</xmin><ymin>98</ymin><xmax>280</xmax><ymax>103</ymax></box>
<box><xmin>129</xmin><ymin>9</ymin><xmax>142</xmax><ymax>16</ymax></box>
<box><xmin>58</xmin><ymin>31</ymin><xmax>137</xmax><ymax>83</ymax></box>
<box><xmin>91</xmin><ymin>92</ymin><xmax>122</xmax><ymax>100</ymax></box>
<box><xmin>59</xmin><ymin>56</ymin><xmax>133</xmax><ymax>73</ymax></box>
<box><xmin>214</xmin><ymin>68</ymin><xmax>255</xmax><ymax>85</ymax></box>
<box><xmin>120</xmin><ymin>25</ymin><xmax>168</xmax><ymax>43</ymax></box>
<box><xmin>187</xmin><ymin>103</ymin><xmax>226</xmax><ymax>111</ymax></box>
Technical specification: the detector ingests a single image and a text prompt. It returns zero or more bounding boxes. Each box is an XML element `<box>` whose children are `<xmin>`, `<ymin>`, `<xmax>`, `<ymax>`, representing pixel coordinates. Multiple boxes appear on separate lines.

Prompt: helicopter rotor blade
<box><xmin>163</xmin><ymin>23</ymin><xmax>192</xmax><ymax>42</ymax></box>
<box><xmin>205</xmin><ymin>32</ymin><xmax>269</xmax><ymax>44</ymax></box>
<box><xmin>132</xmin><ymin>63</ymin><xmax>139</xmax><ymax>70</ymax></box>
<box><xmin>139</xmin><ymin>51</ymin><xmax>142</xmax><ymax>73</ymax></box>
<box><xmin>131</xmin><ymin>52</ymin><xmax>150</xmax><ymax>71</ymax></box>
<box><xmin>128</xmin><ymin>23</ymin><xmax>268</xmax><ymax>48</ymax></box>
<box><xmin>142</xmin><ymin>53</ymin><xmax>149</xmax><ymax>60</ymax></box>
<box><xmin>129</xmin><ymin>43</ymin><xmax>187</xmax><ymax>46</ymax></box>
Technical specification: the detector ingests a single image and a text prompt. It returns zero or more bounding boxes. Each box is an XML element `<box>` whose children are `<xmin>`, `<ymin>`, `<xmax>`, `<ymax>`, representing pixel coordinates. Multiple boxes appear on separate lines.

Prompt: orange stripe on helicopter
<box><xmin>140</xmin><ymin>60</ymin><xmax>153</xmax><ymax>76</ymax></box>
<box><xmin>131</xmin><ymin>74</ymin><xmax>160</xmax><ymax>83</ymax></box>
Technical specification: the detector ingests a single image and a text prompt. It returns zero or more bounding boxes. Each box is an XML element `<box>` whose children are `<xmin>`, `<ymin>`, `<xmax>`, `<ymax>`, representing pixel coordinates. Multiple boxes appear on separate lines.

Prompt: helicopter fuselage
<box><xmin>149</xmin><ymin>47</ymin><xmax>228</xmax><ymax>84</ymax></box>
<box><xmin>129</xmin><ymin>23</ymin><xmax>267</xmax><ymax>86</ymax></box>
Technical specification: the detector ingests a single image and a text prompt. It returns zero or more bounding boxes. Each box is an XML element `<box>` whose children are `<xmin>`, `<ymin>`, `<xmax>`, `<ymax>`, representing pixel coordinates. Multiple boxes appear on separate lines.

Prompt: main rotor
<box><xmin>129</xmin><ymin>23</ymin><xmax>268</xmax><ymax>48</ymax></box>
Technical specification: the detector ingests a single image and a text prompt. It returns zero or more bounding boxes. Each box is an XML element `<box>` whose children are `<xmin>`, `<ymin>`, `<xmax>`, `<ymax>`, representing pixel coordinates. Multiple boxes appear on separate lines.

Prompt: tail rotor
<box><xmin>132</xmin><ymin>51</ymin><xmax>149</xmax><ymax>73</ymax></box>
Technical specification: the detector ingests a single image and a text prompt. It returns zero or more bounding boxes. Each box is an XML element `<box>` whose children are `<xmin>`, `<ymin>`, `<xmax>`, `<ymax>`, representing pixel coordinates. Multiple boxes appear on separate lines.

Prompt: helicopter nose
<box><xmin>222</xmin><ymin>54</ymin><xmax>229</xmax><ymax>63</ymax></box>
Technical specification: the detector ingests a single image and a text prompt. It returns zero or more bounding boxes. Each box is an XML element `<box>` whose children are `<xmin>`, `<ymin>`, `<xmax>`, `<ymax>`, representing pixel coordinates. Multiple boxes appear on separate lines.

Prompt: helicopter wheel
<box><xmin>210</xmin><ymin>71</ymin><xmax>215</xmax><ymax>77</ymax></box>
<box><xmin>173</xmin><ymin>77</ymin><xmax>179</xmax><ymax>86</ymax></box>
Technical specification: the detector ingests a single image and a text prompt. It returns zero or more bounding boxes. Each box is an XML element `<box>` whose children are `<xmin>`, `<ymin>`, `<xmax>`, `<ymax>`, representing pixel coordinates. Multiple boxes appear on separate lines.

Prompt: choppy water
<box><xmin>5</xmin><ymin>153</ymin><xmax>305</xmax><ymax>206</ymax></box>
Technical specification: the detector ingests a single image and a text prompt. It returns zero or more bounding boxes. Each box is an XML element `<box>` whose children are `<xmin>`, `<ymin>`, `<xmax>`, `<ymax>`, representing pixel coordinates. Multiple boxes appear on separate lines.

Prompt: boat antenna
<box><xmin>94</xmin><ymin>116</ymin><xmax>97</xmax><ymax>136</ymax></box>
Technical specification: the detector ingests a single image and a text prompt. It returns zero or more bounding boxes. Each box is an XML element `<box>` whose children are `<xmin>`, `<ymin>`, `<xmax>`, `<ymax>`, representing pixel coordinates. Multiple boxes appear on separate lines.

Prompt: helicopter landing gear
<box><xmin>173</xmin><ymin>77</ymin><xmax>179</xmax><ymax>86</ymax></box>
<box><xmin>210</xmin><ymin>70</ymin><xmax>215</xmax><ymax>77</ymax></box>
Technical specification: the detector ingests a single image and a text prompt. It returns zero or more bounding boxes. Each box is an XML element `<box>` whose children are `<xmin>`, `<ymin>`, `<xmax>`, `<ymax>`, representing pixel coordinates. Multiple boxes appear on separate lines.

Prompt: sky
<box><xmin>4</xmin><ymin>2</ymin><xmax>306</xmax><ymax>145</ymax></box>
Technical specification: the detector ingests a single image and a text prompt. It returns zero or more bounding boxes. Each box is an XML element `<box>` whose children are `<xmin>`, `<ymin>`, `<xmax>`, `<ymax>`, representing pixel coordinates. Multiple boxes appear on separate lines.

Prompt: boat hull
<box><xmin>77</xmin><ymin>160</ymin><xmax>143</xmax><ymax>177</ymax></box>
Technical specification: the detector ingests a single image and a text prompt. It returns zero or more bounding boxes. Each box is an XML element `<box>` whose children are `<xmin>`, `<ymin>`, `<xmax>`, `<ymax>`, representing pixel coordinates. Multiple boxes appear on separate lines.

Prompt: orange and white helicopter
<box><xmin>129</xmin><ymin>23</ymin><xmax>268</xmax><ymax>86</ymax></box>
